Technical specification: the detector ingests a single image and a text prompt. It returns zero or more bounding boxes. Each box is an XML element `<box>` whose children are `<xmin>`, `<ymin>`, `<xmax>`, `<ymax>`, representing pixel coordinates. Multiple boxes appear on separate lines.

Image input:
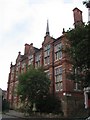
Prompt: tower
<box><xmin>46</xmin><ymin>20</ymin><xmax>50</xmax><ymax>36</ymax></box>
<box><xmin>73</xmin><ymin>7</ymin><xmax>83</xmax><ymax>28</ymax></box>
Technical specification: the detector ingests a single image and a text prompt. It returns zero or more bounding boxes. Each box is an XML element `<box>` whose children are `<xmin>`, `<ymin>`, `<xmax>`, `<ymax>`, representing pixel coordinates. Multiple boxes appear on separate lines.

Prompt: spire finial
<box><xmin>46</xmin><ymin>20</ymin><xmax>50</xmax><ymax>36</ymax></box>
<box><xmin>10</xmin><ymin>62</ymin><xmax>12</xmax><ymax>67</ymax></box>
<box><xmin>62</xmin><ymin>28</ymin><xmax>65</xmax><ymax>34</ymax></box>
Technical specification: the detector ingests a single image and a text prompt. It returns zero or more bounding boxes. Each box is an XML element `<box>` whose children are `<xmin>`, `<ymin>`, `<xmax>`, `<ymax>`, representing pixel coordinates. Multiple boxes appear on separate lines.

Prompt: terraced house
<box><xmin>7</xmin><ymin>8</ymin><xmax>85</xmax><ymax>117</ymax></box>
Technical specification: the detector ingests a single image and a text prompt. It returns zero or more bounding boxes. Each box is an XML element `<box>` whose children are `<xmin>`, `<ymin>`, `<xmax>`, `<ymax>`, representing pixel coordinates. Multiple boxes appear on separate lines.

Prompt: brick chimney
<box><xmin>73</xmin><ymin>7</ymin><xmax>83</xmax><ymax>28</ymax></box>
<box><xmin>24</xmin><ymin>43</ymin><xmax>30</xmax><ymax>55</ymax></box>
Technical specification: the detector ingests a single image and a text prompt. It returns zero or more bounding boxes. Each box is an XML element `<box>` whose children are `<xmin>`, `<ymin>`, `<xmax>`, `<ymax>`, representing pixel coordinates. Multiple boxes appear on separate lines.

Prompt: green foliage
<box><xmin>83</xmin><ymin>0</ymin><xmax>90</xmax><ymax>8</ymax></box>
<box><xmin>17</xmin><ymin>66</ymin><xmax>51</xmax><ymax>110</ymax></box>
<box><xmin>66</xmin><ymin>23</ymin><xmax>90</xmax><ymax>87</ymax></box>
<box><xmin>36</xmin><ymin>94</ymin><xmax>62</xmax><ymax>114</ymax></box>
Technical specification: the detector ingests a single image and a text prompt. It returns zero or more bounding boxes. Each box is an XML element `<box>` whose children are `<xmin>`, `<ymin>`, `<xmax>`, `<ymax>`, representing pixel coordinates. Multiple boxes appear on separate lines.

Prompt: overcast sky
<box><xmin>0</xmin><ymin>0</ymin><xmax>88</xmax><ymax>90</ymax></box>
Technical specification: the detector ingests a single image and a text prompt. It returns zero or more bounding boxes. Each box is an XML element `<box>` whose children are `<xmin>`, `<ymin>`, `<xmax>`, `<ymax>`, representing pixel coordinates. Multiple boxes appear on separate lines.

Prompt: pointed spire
<box><xmin>46</xmin><ymin>20</ymin><xmax>50</xmax><ymax>36</ymax></box>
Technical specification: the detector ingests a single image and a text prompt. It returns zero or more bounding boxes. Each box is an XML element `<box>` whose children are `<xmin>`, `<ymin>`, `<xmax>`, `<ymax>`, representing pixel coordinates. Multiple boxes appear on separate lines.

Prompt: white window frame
<box><xmin>55</xmin><ymin>65</ymin><xmax>63</xmax><ymax>92</ymax></box>
<box><xmin>22</xmin><ymin>63</ymin><xmax>26</xmax><ymax>69</ymax></box>
<box><xmin>54</xmin><ymin>43</ymin><xmax>62</xmax><ymax>61</ymax></box>
<box><xmin>44</xmin><ymin>44</ymin><xmax>50</xmax><ymax>65</ymax></box>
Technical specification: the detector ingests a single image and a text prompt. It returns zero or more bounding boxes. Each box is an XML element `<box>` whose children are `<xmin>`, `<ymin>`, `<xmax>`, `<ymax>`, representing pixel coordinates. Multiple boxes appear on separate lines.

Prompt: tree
<box><xmin>83</xmin><ymin>0</ymin><xmax>90</xmax><ymax>8</ymax></box>
<box><xmin>17</xmin><ymin>66</ymin><xmax>51</xmax><ymax>112</ymax></box>
<box><xmin>66</xmin><ymin>23</ymin><xmax>90</xmax><ymax>87</ymax></box>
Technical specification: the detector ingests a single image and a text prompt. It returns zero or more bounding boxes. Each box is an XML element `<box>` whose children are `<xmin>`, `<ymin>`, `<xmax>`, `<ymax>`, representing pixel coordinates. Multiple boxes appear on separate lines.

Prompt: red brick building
<box><xmin>7</xmin><ymin>8</ymin><xmax>85</xmax><ymax>117</ymax></box>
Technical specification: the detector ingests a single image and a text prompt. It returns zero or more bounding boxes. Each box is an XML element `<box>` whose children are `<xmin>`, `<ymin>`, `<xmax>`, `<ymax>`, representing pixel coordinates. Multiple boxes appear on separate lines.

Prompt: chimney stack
<box><xmin>24</xmin><ymin>43</ymin><xmax>30</xmax><ymax>55</ymax></box>
<box><xmin>73</xmin><ymin>7</ymin><xmax>83</xmax><ymax>28</ymax></box>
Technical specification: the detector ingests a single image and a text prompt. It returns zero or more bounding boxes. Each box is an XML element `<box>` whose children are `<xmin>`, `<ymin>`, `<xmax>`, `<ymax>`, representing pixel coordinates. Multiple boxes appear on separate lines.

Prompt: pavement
<box><xmin>2</xmin><ymin>110</ymin><xmax>60</xmax><ymax>118</ymax></box>
<box><xmin>1</xmin><ymin>110</ymin><xmax>65</xmax><ymax>120</ymax></box>
<box><xmin>1</xmin><ymin>110</ymin><xmax>25</xmax><ymax>119</ymax></box>
<box><xmin>1</xmin><ymin>110</ymin><xmax>87</xmax><ymax>120</ymax></box>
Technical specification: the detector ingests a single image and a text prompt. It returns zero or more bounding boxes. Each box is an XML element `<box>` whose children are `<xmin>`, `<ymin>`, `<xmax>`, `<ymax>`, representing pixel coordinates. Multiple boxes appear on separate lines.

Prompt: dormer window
<box><xmin>44</xmin><ymin>44</ymin><xmax>50</xmax><ymax>65</ymax></box>
<box><xmin>22</xmin><ymin>63</ymin><xmax>26</xmax><ymax>69</ymax></box>
<box><xmin>16</xmin><ymin>62</ymin><xmax>20</xmax><ymax>75</ymax></box>
<box><xmin>16</xmin><ymin>62</ymin><xmax>20</xmax><ymax>70</ymax></box>
<box><xmin>21</xmin><ymin>62</ymin><xmax>26</xmax><ymax>73</ymax></box>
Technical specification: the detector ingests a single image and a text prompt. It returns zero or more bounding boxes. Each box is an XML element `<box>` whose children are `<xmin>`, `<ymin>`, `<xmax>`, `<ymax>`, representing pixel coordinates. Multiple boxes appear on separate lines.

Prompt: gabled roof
<box><xmin>73</xmin><ymin>7</ymin><xmax>82</xmax><ymax>13</ymax></box>
<box><xmin>34</xmin><ymin>47</ymin><xmax>40</xmax><ymax>52</ymax></box>
<box><xmin>20</xmin><ymin>54</ymin><xmax>27</xmax><ymax>62</ymax></box>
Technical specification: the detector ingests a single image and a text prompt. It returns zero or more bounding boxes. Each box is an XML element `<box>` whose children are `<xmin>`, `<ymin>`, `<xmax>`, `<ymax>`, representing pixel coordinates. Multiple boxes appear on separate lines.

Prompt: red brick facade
<box><xmin>7</xmin><ymin>8</ymin><xmax>85</xmax><ymax>117</ymax></box>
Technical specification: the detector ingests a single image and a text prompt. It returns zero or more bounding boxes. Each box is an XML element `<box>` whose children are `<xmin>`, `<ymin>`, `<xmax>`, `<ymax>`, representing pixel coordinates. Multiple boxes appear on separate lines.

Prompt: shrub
<box><xmin>36</xmin><ymin>94</ymin><xmax>62</xmax><ymax>114</ymax></box>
